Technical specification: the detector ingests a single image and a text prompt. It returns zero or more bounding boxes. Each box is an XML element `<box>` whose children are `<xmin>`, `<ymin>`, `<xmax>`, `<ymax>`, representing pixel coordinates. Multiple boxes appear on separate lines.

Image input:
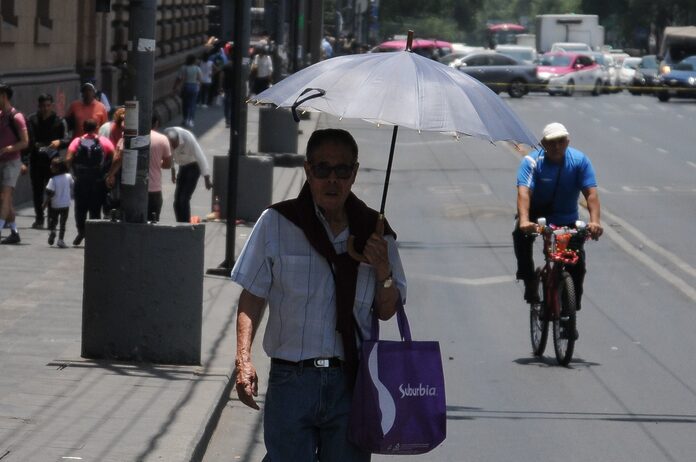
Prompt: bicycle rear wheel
<box><xmin>553</xmin><ymin>271</ymin><xmax>577</xmax><ymax>365</ymax></box>
<box><xmin>529</xmin><ymin>268</ymin><xmax>548</xmax><ymax>356</ymax></box>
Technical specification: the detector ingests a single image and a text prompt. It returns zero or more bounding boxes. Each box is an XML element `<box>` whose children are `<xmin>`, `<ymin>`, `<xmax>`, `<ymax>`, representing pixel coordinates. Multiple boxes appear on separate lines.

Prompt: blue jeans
<box><xmin>262</xmin><ymin>362</ymin><xmax>370</xmax><ymax>462</ymax></box>
<box><xmin>181</xmin><ymin>83</ymin><xmax>198</xmax><ymax>122</ymax></box>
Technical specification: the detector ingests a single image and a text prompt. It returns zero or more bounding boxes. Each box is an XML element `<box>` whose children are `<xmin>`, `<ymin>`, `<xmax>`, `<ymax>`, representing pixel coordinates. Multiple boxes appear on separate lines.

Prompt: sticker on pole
<box><xmin>121</xmin><ymin>149</ymin><xmax>138</xmax><ymax>186</ymax></box>
<box><xmin>124</xmin><ymin>100</ymin><xmax>139</xmax><ymax>137</ymax></box>
<box><xmin>138</xmin><ymin>38</ymin><xmax>156</xmax><ymax>52</ymax></box>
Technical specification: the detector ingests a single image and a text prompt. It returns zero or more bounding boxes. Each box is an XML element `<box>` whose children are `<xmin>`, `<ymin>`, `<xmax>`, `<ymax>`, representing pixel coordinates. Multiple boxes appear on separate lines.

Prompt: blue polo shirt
<box><xmin>516</xmin><ymin>146</ymin><xmax>597</xmax><ymax>225</ymax></box>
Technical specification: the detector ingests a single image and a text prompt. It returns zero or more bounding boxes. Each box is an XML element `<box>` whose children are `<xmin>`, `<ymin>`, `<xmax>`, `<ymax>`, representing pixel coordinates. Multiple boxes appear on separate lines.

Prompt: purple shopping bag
<box><xmin>348</xmin><ymin>307</ymin><xmax>446</xmax><ymax>454</ymax></box>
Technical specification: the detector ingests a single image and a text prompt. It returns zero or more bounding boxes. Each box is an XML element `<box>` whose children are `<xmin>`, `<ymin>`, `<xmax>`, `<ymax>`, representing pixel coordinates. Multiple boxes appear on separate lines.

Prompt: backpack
<box><xmin>73</xmin><ymin>137</ymin><xmax>108</xmax><ymax>177</ymax></box>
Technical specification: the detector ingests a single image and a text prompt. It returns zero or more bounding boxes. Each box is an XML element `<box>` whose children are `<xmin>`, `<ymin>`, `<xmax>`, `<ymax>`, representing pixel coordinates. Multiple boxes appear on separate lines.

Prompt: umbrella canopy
<box><xmin>250</xmin><ymin>49</ymin><xmax>537</xmax><ymax>146</ymax></box>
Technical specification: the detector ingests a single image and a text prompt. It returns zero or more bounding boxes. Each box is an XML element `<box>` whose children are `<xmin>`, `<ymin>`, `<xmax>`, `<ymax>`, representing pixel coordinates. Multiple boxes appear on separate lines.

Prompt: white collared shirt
<box><xmin>230</xmin><ymin>207</ymin><xmax>407</xmax><ymax>361</ymax></box>
<box><xmin>169</xmin><ymin>127</ymin><xmax>210</xmax><ymax>176</ymax></box>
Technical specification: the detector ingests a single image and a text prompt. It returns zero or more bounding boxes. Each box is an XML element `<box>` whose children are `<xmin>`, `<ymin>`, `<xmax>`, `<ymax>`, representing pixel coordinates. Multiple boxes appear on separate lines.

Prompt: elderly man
<box><xmin>231</xmin><ymin>128</ymin><xmax>407</xmax><ymax>461</ymax></box>
<box><xmin>165</xmin><ymin>127</ymin><xmax>211</xmax><ymax>223</ymax></box>
<box><xmin>513</xmin><ymin>122</ymin><xmax>603</xmax><ymax>313</ymax></box>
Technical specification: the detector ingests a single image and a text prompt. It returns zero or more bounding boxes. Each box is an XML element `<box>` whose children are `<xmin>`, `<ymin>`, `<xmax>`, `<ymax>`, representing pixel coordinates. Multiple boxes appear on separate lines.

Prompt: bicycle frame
<box><xmin>539</xmin><ymin>226</ymin><xmax>581</xmax><ymax>322</ymax></box>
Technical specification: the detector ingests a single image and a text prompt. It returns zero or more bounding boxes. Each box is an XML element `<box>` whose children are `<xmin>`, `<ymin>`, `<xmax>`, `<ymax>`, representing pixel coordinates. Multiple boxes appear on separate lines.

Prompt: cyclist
<box><xmin>513</xmin><ymin>122</ymin><xmax>603</xmax><ymax>311</ymax></box>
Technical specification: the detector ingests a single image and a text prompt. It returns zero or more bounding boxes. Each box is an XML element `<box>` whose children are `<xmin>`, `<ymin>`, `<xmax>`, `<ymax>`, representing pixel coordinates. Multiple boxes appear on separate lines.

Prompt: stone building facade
<box><xmin>0</xmin><ymin>0</ymin><xmax>209</xmax><ymax>203</ymax></box>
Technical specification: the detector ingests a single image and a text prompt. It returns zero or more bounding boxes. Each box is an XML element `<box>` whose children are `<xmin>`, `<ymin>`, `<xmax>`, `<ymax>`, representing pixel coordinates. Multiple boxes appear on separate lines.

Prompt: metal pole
<box><xmin>120</xmin><ymin>0</ymin><xmax>156</xmax><ymax>223</ymax></box>
<box><xmin>208</xmin><ymin>0</ymin><xmax>251</xmax><ymax>275</ymax></box>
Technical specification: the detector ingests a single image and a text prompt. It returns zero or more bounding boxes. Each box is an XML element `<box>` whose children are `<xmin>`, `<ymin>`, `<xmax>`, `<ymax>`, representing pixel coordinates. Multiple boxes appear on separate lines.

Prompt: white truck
<box><xmin>535</xmin><ymin>14</ymin><xmax>604</xmax><ymax>53</ymax></box>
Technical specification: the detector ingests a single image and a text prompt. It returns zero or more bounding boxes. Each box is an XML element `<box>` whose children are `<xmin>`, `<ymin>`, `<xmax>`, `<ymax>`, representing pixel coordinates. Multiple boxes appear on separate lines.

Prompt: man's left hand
<box><xmin>363</xmin><ymin>218</ymin><xmax>390</xmax><ymax>281</ymax></box>
<box><xmin>587</xmin><ymin>222</ymin><xmax>603</xmax><ymax>240</ymax></box>
<box><xmin>20</xmin><ymin>164</ymin><xmax>28</xmax><ymax>175</ymax></box>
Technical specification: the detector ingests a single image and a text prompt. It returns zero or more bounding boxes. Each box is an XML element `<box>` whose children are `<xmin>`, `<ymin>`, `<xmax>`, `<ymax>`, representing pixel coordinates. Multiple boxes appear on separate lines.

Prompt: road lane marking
<box><xmin>688</xmin><ymin>161</ymin><xmax>696</xmax><ymax>169</ymax></box>
<box><xmin>657</xmin><ymin>148</ymin><xmax>668</xmax><ymax>154</ymax></box>
<box><xmin>610</xmin><ymin>126</ymin><xmax>620</xmax><ymax>132</ymax></box>
<box><xmin>631</xmin><ymin>136</ymin><xmax>642</xmax><ymax>143</ymax></box>
<box><xmin>411</xmin><ymin>273</ymin><xmax>515</xmax><ymax>286</ymax></box>
<box><xmin>622</xmin><ymin>186</ymin><xmax>659</xmax><ymax>192</ymax></box>
<box><xmin>599</xmin><ymin>209</ymin><xmax>696</xmax><ymax>303</ymax></box>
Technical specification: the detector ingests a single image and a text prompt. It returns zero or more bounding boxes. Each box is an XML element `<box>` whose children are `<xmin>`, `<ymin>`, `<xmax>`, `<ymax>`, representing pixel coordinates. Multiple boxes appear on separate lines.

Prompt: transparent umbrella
<box><xmin>251</xmin><ymin>31</ymin><xmax>537</xmax><ymax>257</ymax></box>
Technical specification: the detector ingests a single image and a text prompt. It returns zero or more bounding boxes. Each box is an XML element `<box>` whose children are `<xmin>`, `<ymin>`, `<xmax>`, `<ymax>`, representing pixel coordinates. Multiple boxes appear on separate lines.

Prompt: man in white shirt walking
<box><xmin>165</xmin><ymin>127</ymin><xmax>211</xmax><ymax>223</ymax></box>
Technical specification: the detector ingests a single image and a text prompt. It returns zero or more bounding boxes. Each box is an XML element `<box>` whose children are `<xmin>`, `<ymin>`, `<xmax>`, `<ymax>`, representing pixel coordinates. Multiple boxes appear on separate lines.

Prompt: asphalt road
<box><xmin>203</xmin><ymin>92</ymin><xmax>696</xmax><ymax>462</ymax></box>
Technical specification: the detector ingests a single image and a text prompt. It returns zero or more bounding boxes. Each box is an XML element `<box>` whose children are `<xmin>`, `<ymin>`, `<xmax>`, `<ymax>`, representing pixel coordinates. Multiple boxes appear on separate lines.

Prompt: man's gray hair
<box><xmin>164</xmin><ymin>128</ymin><xmax>180</xmax><ymax>145</ymax></box>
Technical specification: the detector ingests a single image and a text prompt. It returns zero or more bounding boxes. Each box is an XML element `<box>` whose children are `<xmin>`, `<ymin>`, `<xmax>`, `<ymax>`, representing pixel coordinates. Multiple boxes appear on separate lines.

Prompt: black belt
<box><xmin>271</xmin><ymin>357</ymin><xmax>342</xmax><ymax>368</ymax></box>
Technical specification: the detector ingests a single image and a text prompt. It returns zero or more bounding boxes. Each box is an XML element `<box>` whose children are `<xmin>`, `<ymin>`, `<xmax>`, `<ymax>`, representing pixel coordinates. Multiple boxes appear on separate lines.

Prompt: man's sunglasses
<box><xmin>310</xmin><ymin>162</ymin><xmax>357</xmax><ymax>179</ymax></box>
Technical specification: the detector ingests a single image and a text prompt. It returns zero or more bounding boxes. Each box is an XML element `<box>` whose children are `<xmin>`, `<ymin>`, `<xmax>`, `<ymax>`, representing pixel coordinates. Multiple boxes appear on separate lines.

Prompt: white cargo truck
<box><xmin>535</xmin><ymin>14</ymin><xmax>604</xmax><ymax>53</ymax></box>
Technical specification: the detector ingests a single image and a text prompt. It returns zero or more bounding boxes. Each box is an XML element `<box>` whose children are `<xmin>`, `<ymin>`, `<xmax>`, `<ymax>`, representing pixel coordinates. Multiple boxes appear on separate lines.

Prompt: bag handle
<box><xmin>370</xmin><ymin>297</ymin><xmax>412</xmax><ymax>342</ymax></box>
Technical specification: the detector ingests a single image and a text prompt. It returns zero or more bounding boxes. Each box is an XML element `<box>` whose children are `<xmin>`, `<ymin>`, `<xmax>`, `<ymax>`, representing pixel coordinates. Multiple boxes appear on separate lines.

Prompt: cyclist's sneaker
<box><xmin>524</xmin><ymin>279</ymin><xmax>540</xmax><ymax>304</ymax></box>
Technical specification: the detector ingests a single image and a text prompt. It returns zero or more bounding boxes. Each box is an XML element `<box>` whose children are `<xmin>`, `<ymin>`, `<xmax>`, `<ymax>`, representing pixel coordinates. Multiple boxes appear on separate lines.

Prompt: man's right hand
<box><xmin>519</xmin><ymin>221</ymin><xmax>539</xmax><ymax>235</ymax></box>
<box><xmin>235</xmin><ymin>359</ymin><xmax>260</xmax><ymax>410</ymax></box>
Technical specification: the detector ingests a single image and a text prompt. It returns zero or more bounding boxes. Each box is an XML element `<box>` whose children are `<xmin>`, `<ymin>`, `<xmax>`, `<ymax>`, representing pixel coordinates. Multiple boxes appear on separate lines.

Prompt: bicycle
<box><xmin>529</xmin><ymin>218</ymin><xmax>589</xmax><ymax>366</ymax></box>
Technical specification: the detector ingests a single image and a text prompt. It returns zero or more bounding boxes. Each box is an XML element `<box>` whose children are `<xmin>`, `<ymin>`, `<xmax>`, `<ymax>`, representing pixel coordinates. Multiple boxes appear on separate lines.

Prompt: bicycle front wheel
<box><xmin>530</xmin><ymin>268</ymin><xmax>548</xmax><ymax>356</ymax></box>
<box><xmin>553</xmin><ymin>271</ymin><xmax>577</xmax><ymax>366</ymax></box>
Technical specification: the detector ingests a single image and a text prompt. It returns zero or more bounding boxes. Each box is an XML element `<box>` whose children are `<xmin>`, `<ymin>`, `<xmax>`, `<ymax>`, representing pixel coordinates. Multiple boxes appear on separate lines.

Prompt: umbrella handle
<box><xmin>291</xmin><ymin>88</ymin><xmax>326</xmax><ymax>122</ymax></box>
<box><xmin>347</xmin><ymin>215</ymin><xmax>385</xmax><ymax>263</ymax></box>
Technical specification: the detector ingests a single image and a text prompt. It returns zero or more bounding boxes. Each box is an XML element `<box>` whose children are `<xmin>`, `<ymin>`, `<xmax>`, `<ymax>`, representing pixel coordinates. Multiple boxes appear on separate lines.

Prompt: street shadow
<box><xmin>445</xmin><ymin>404</ymin><xmax>696</xmax><ymax>424</ymax></box>
<box><xmin>513</xmin><ymin>356</ymin><xmax>601</xmax><ymax>368</ymax></box>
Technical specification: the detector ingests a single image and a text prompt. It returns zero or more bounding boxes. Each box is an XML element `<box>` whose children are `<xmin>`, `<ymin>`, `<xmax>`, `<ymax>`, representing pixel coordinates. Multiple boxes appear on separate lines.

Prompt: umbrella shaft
<box><xmin>380</xmin><ymin>125</ymin><xmax>399</xmax><ymax>215</ymax></box>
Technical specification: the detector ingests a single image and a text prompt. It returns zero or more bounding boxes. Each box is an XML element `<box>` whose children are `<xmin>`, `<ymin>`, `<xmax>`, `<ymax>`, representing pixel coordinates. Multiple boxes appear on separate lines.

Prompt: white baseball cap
<box><xmin>541</xmin><ymin>122</ymin><xmax>569</xmax><ymax>140</ymax></box>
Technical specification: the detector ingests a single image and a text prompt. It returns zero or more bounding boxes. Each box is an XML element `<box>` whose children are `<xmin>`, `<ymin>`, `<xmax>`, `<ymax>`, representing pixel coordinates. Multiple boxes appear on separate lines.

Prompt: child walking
<box><xmin>44</xmin><ymin>158</ymin><xmax>74</xmax><ymax>248</ymax></box>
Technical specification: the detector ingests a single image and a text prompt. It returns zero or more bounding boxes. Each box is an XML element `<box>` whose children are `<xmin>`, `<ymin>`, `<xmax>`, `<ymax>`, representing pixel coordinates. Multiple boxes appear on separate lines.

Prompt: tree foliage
<box><xmin>377</xmin><ymin>0</ymin><xmax>696</xmax><ymax>50</ymax></box>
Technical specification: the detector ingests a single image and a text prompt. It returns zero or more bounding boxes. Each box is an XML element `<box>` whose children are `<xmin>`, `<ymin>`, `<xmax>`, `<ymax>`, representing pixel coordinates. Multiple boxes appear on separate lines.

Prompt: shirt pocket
<box><xmin>274</xmin><ymin>255</ymin><xmax>315</xmax><ymax>297</ymax></box>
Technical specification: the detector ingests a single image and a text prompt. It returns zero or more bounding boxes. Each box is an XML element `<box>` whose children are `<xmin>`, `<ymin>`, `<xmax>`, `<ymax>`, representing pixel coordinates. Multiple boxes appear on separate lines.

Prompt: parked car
<box><xmin>586</xmin><ymin>51</ymin><xmax>620</xmax><ymax>93</ymax></box>
<box><xmin>454</xmin><ymin>51</ymin><xmax>539</xmax><ymax>98</ymax></box>
<box><xmin>495</xmin><ymin>44</ymin><xmax>538</xmax><ymax>65</ymax></box>
<box><xmin>655</xmin><ymin>55</ymin><xmax>696</xmax><ymax>102</ymax></box>
<box><xmin>550</xmin><ymin>42</ymin><xmax>592</xmax><ymax>53</ymax></box>
<box><xmin>618</xmin><ymin>57</ymin><xmax>642</xmax><ymax>87</ymax></box>
<box><xmin>440</xmin><ymin>52</ymin><xmax>470</xmax><ymax>68</ymax></box>
<box><xmin>630</xmin><ymin>55</ymin><xmax>659</xmax><ymax>95</ymax></box>
<box><xmin>537</xmin><ymin>52</ymin><xmax>603</xmax><ymax>96</ymax></box>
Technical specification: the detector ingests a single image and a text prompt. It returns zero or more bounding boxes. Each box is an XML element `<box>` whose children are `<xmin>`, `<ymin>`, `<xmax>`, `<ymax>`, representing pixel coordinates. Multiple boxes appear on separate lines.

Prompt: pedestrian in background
<box><xmin>44</xmin><ymin>157</ymin><xmax>73</xmax><ymax>249</ymax></box>
<box><xmin>250</xmin><ymin>45</ymin><xmax>273</xmax><ymax>95</ymax></box>
<box><xmin>25</xmin><ymin>93</ymin><xmax>69</xmax><ymax>229</ymax></box>
<box><xmin>231</xmin><ymin>128</ymin><xmax>407</xmax><ymax>462</ymax></box>
<box><xmin>219</xmin><ymin>47</ymin><xmax>235</xmax><ymax>128</ymax></box>
<box><xmin>65</xmin><ymin>82</ymin><xmax>109</xmax><ymax>138</ymax></box>
<box><xmin>166</xmin><ymin>126</ymin><xmax>211</xmax><ymax>223</ymax></box>
<box><xmin>173</xmin><ymin>54</ymin><xmax>202</xmax><ymax>128</ymax></box>
<box><xmin>106</xmin><ymin>114</ymin><xmax>172</xmax><ymax>222</ymax></box>
<box><xmin>66</xmin><ymin>119</ymin><xmax>115</xmax><ymax>246</ymax></box>
<box><xmin>198</xmin><ymin>53</ymin><xmax>213</xmax><ymax>108</ymax></box>
<box><xmin>98</xmin><ymin>106</ymin><xmax>126</xmax><ymax>213</ymax></box>
<box><xmin>0</xmin><ymin>82</ymin><xmax>29</xmax><ymax>245</ymax></box>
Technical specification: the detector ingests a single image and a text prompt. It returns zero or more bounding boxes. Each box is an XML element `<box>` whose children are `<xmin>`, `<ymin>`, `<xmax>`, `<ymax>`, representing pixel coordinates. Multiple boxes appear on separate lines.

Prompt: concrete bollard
<box><xmin>81</xmin><ymin>221</ymin><xmax>205</xmax><ymax>365</ymax></box>
<box><xmin>213</xmin><ymin>154</ymin><xmax>274</xmax><ymax>222</ymax></box>
<box><xmin>258</xmin><ymin>106</ymin><xmax>298</xmax><ymax>154</ymax></box>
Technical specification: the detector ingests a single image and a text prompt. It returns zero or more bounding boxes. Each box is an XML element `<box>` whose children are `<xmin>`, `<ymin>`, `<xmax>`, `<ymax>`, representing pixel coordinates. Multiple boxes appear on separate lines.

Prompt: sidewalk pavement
<box><xmin>0</xmin><ymin>103</ymin><xmax>318</xmax><ymax>461</ymax></box>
